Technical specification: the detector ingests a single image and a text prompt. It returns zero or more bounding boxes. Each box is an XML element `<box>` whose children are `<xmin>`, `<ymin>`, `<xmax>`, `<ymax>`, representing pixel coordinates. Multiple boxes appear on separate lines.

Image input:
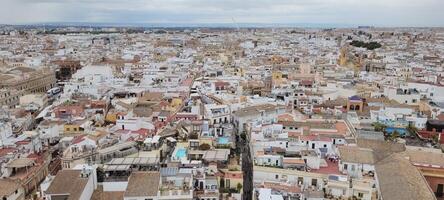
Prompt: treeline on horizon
<box><xmin>350</xmin><ymin>40</ymin><xmax>382</xmax><ymax>50</ymax></box>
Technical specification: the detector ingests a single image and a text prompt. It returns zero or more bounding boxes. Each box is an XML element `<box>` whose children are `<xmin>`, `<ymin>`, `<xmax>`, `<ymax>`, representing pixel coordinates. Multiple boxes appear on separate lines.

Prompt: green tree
<box><xmin>240</xmin><ymin>132</ymin><xmax>247</xmax><ymax>141</ymax></box>
<box><xmin>407</xmin><ymin>124</ymin><xmax>418</xmax><ymax>136</ymax></box>
<box><xmin>136</xmin><ymin>140</ymin><xmax>144</xmax><ymax>150</ymax></box>
<box><xmin>432</xmin><ymin>134</ymin><xmax>439</xmax><ymax>144</ymax></box>
<box><xmin>189</xmin><ymin>133</ymin><xmax>198</xmax><ymax>139</ymax></box>
<box><xmin>97</xmin><ymin>166</ymin><xmax>105</xmax><ymax>182</ymax></box>
<box><xmin>199</xmin><ymin>143</ymin><xmax>211</xmax><ymax>150</ymax></box>
<box><xmin>391</xmin><ymin>130</ymin><xmax>400</xmax><ymax>140</ymax></box>
<box><xmin>236</xmin><ymin>183</ymin><xmax>243</xmax><ymax>193</ymax></box>
<box><xmin>373</xmin><ymin>122</ymin><xmax>387</xmax><ymax>132</ymax></box>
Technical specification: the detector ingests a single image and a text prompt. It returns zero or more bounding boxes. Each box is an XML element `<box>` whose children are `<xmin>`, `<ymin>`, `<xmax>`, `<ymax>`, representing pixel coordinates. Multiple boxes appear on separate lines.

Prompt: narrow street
<box><xmin>240</xmin><ymin>136</ymin><xmax>253</xmax><ymax>200</ymax></box>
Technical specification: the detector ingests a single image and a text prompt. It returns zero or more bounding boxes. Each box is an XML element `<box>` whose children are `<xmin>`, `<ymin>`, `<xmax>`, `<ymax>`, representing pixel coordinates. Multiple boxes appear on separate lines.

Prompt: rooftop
<box><xmin>338</xmin><ymin>146</ymin><xmax>376</xmax><ymax>164</ymax></box>
<box><xmin>45</xmin><ymin>170</ymin><xmax>89</xmax><ymax>200</ymax></box>
<box><xmin>375</xmin><ymin>154</ymin><xmax>436</xmax><ymax>200</ymax></box>
<box><xmin>124</xmin><ymin>171</ymin><xmax>160</xmax><ymax>197</ymax></box>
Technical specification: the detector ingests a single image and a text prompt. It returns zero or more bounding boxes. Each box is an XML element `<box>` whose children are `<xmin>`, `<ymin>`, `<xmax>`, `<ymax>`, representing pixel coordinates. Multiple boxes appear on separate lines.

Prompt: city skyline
<box><xmin>1</xmin><ymin>0</ymin><xmax>444</xmax><ymax>27</ymax></box>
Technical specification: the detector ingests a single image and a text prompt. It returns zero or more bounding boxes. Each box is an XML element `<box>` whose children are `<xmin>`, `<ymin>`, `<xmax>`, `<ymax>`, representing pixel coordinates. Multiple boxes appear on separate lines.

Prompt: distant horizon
<box><xmin>2</xmin><ymin>0</ymin><xmax>444</xmax><ymax>27</ymax></box>
<box><xmin>3</xmin><ymin>22</ymin><xmax>444</xmax><ymax>29</ymax></box>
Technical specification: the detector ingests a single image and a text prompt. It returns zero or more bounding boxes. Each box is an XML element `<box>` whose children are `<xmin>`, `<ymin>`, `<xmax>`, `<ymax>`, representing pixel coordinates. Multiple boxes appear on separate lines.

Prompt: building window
<box><xmin>275</xmin><ymin>175</ymin><xmax>279</xmax><ymax>179</ymax></box>
<box><xmin>311</xmin><ymin>179</ymin><xmax>317</xmax><ymax>186</ymax></box>
<box><xmin>344</xmin><ymin>164</ymin><xmax>348</xmax><ymax>170</ymax></box>
<box><xmin>298</xmin><ymin>177</ymin><xmax>303</xmax><ymax>184</ymax></box>
<box><xmin>358</xmin><ymin>193</ymin><xmax>364</xmax><ymax>198</ymax></box>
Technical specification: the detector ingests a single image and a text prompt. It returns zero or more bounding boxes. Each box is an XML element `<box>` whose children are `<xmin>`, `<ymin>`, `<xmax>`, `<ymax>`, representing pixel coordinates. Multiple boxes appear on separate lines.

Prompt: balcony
<box><xmin>158</xmin><ymin>189</ymin><xmax>193</xmax><ymax>199</ymax></box>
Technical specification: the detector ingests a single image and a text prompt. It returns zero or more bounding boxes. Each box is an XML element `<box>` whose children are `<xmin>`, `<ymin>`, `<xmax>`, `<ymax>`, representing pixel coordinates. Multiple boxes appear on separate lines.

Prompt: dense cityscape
<box><xmin>1</xmin><ymin>15</ymin><xmax>444</xmax><ymax>200</ymax></box>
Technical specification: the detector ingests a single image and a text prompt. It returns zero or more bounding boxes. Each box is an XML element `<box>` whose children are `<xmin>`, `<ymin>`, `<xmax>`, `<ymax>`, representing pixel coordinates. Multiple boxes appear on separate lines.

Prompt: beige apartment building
<box><xmin>0</xmin><ymin>89</ymin><xmax>22</xmax><ymax>108</ymax></box>
<box><xmin>0</xmin><ymin>68</ymin><xmax>56</xmax><ymax>93</ymax></box>
<box><xmin>0</xmin><ymin>67</ymin><xmax>56</xmax><ymax>107</ymax></box>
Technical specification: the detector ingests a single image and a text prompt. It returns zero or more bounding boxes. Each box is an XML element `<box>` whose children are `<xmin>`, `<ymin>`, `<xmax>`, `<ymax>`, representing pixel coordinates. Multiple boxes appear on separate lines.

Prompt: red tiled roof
<box><xmin>224</xmin><ymin>171</ymin><xmax>243</xmax><ymax>179</ymax></box>
<box><xmin>300</xmin><ymin>80</ymin><xmax>313</xmax><ymax>86</ymax></box>
<box><xmin>299</xmin><ymin>135</ymin><xmax>332</xmax><ymax>142</ymax></box>
<box><xmin>0</xmin><ymin>148</ymin><xmax>16</xmax><ymax>157</ymax></box>
<box><xmin>15</xmin><ymin>140</ymin><xmax>31</xmax><ymax>145</ymax></box>
<box><xmin>131</xmin><ymin>128</ymin><xmax>149</xmax><ymax>135</ymax></box>
<box><xmin>437</xmin><ymin>114</ymin><xmax>444</xmax><ymax>121</ymax></box>
<box><xmin>417</xmin><ymin>130</ymin><xmax>444</xmax><ymax>144</ymax></box>
<box><xmin>115</xmin><ymin>129</ymin><xmax>131</xmax><ymax>134</ymax></box>
<box><xmin>176</xmin><ymin>113</ymin><xmax>198</xmax><ymax>118</ymax></box>
<box><xmin>72</xmin><ymin>135</ymin><xmax>86</xmax><ymax>144</ymax></box>
<box><xmin>262</xmin><ymin>182</ymin><xmax>302</xmax><ymax>193</ymax></box>
<box><xmin>283</xmin><ymin>158</ymin><xmax>305</xmax><ymax>164</ymax></box>
<box><xmin>215</xmin><ymin>81</ymin><xmax>229</xmax><ymax>88</ymax></box>
<box><xmin>181</xmin><ymin>78</ymin><xmax>193</xmax><ymax>87</ymax></box>
<box><xmin>310</xmin><ymin>159</ymin><xmax>340</xmax><ymax>175</ymax></box>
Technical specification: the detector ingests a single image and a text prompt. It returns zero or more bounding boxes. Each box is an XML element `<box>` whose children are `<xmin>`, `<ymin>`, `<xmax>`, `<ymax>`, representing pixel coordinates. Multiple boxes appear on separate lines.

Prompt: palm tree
<box><xmin>373</xmin><ymin>122</ymin><xmax>387</xmax><ymax>132</ymax></box>
<box><xmin>407</xmin><ymin>124</ymin><xmax>418</xmax><ymax>136</ymax></box>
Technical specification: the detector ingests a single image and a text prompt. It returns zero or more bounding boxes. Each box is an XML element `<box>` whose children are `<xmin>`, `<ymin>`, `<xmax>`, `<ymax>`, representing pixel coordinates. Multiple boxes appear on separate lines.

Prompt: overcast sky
<box><xmin>1</xmin><ymin>0</ymin><xmax>443</xmax><ymax>26</ymax></box>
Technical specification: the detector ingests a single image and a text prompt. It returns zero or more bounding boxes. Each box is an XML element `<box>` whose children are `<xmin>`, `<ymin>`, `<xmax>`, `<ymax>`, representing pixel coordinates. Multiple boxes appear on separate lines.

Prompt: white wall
<box><xmin>255</xmin><ymin>155</ymin><xmax>282</xmax><ymax>167</ymax></box>
<box><xmin>304</xmin><ymin>156</ymin><xmax>321</xmax><ymax>170</ymax></box>
<box><xmin>253</xmin><ymin>169</ymin><xmax>325</xmax><ymax>190</ymax></box>
<box><xmin>103</xmin><ymin>181</ymin><xmax>128</xmax><ymax>192</ymax></box>
<box><xmin>124</xmin><ymin>195</ymin><xmax>158</xmax><ymax>200</ymax></box>
<box><xmin>339</xmin><ymin>162</ymin><xmax>375</xmax><ymax>178</ymax></box>
<box><xmin>79</xmin><ymin>175</ymin><xmax>94</xmax><ymax>200</ymax></box>
<box><xmin>4</xmin><ymin>187</ymin><xmax>24</xmax><ymax>200</ymax></box>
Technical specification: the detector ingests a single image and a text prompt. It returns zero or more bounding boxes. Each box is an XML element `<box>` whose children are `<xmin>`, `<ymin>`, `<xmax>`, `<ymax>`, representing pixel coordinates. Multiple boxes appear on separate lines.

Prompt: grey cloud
<box><xmin>1</xmin><ymin>0</ymin><xmax>444</xmax><ymax>26</ymax></box>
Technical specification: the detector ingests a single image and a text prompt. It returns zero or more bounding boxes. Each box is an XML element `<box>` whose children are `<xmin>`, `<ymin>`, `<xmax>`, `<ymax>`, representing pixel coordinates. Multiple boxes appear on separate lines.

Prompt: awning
<box><xmin>166</xmin><ymin>137</ymin><xmax>177</xmax><ymax>143</ymax></box>
<box><xmin>203</xmin><ymin>149</ymin><xmax>230</xmax><ymax>161</ymax></box>
<box><xmin>104</xmin><ymin>164</ymin><xmax>131</xmax><ymax>171</ymax></box>
<box><xmin>106</xmin><ymin>157</ymin><xmax>159</xmax><ymax>166</ymax></box>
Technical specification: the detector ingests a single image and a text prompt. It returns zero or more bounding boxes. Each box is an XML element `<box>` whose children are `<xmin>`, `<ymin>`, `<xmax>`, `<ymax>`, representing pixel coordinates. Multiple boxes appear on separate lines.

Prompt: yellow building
<box><xmin>234</xmin><ymin>67</ymin><xmax>244</xmax><ymax>77</ymax></box>
<box><xmin>63</xmin><ymin>123</ymin><xmax>83</xmax><ymax>135</ymax></box>
<box><xmin>171</xmin><ymin>98</ymin><xmax>183</xmax><ymax>109</ymax></box>
<box><xmin>105</xmin><ymin>113</ymin><xmax>118</xmax><ymax>123</ymax></box>
<box><xmin>163</xmin><ymin>98</ymin><xmax>184</xmax><ymax>112</ymax></box>
<box><xmin>272</xmin><ymin>71</ymin><xmax>283</xmax><ymax>86</ymax></box>
<box><xmin>272</xmin><ymin>71</ymin><xmax>283</xmax><ymax>80</ymax></box>
<box><xmin>218</xmin><ymin>169</ymin><xmax>243</xmax><ymax>192</ymax></box>
<box><xmin>339</xmin><ymin>46</ymin><xmax>348</xmax><ymax>66</ymax></box>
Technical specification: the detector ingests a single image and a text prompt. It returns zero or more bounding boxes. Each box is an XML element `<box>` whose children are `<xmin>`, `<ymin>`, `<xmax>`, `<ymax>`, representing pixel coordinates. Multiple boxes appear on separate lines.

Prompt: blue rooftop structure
<box><xmin>217</xmin><ymin>137</ymin><xmax>229</xmax><ymax>145</ymax></box>
<box><xmin>349</xmin><ymin>95</ymin><xmax>362</xmax><ymax>101</ymax></box>
<box><xmin>385</xmin><ymin>127</ymin><xmax>408</xmax><ymax>136</ymax></box>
